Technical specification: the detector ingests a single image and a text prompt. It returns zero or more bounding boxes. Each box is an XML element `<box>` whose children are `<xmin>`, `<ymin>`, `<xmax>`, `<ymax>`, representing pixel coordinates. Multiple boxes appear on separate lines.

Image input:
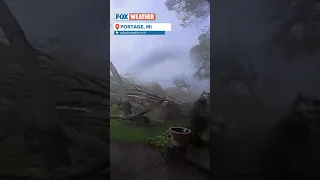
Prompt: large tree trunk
<box><xmin>0</xmin><ymin>0</ymin><xmax>71</xmax><ymax>170</ymax></box>
<box><xmin>110</xmin><ymin>61</ymin><xmax>132</xmax><ymax>115</ymax></box>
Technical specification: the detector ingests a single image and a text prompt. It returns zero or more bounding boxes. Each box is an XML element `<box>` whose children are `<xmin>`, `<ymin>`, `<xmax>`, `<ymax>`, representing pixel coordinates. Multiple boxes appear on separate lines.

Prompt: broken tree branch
<box><xmin>125</xmin><ymin>97</ymin><xmax>167</xmax><ymax>120</ymax></box>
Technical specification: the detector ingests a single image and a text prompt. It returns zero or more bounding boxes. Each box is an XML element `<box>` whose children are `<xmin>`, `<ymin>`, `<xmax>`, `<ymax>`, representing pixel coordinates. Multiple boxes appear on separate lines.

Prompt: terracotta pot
<box><xmin>169</xmin><ymin>127</ymin><xmax>191</xmax><ymax>147</ymax></box>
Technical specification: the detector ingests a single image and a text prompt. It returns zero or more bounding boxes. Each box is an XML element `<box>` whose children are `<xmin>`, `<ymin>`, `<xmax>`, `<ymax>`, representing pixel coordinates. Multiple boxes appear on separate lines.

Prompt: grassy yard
<box><xmin>110</xmin><ymin>118</ymin><xmax>173</xmax><ymax>141</ymax></box>
<box><xmin>110</xmin><ymin>105</ymin><xmax>188</xmax><ymax>142</ymax></box>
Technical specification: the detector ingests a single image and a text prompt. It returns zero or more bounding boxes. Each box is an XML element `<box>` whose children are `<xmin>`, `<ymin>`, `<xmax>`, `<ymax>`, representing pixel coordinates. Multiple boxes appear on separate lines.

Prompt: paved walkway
<box><xmin>110</xmin><ymin>141</ymin><xmax>209</xmax><ymax>180</ymax></box>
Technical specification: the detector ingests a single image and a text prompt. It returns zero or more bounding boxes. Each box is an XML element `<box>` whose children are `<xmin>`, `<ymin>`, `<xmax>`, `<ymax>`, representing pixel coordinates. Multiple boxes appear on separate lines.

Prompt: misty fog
<box><xmin>111</xmin><ymin>0</ymin><xmax>210</xmax><ymax>93</ymax></box>
<box><xmin>3</xmin><ymin>0</ymin><xmax>318</xmax><ymax>104</ymax></box>
<box><xmin>0</xmin><ymin>0</ymin><xmax>211</xmax><ymax>95</ymax></box>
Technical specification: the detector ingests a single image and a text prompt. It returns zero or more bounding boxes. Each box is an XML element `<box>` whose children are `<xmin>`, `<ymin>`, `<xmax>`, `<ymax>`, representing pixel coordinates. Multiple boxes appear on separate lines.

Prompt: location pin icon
<box><xmin>115</xmin><ymin>24</ymin><xmax>119</xmax><ymax>30</ymax></box>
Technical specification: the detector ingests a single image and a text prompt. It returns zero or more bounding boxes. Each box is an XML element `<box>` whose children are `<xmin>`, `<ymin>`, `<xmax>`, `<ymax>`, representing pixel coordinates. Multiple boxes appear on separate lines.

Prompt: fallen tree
<box><xmin>0</xmin><ymin>0</ymin><xmax>111</xmax><ymax>178</ymax></box>
<box><xmin>110</xmin><ymin>61</ymin><xmax>132</xmax><ymax>115</ymax></box>
<box><xmin>110</xmin><ymin>73</ymin><xmax>194</xmax><ymax>121</ymax></box>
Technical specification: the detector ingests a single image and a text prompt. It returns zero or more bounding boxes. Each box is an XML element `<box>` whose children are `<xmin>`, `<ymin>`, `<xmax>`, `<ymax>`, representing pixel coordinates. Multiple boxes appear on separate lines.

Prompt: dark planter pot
<box><xmin>169</xmin><ymin>127</ymin><xmax>191</xmax><ymax>147</ymax></box>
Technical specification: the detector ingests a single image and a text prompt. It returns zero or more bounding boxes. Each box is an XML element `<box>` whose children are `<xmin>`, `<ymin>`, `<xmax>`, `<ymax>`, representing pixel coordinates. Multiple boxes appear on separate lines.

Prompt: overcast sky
<box><xmin>4</xmin><ymin>0</ymin><xmax>320</xmax><ymax>104</ymax></box>
<box><xmin>110</xmin><ymin>0</ymin><xmax>210</xmax><ymax>88</ymax></box>
<box><xmin>3</xmin><ymin>0</ymin><xmax>209</xmax><ymax>90</ymax></box>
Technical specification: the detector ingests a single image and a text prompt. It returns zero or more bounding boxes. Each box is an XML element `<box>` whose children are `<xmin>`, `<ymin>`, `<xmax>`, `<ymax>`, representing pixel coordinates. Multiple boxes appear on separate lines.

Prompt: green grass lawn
<box><xmin>110</xmin><ymin>105</ymin><xmax>188</xmax><ymax>142</ymax></box>
<box><xmin>110</xmin><ymin>118</ymin><xmax>171</xmax><ymax>141</ymax></box>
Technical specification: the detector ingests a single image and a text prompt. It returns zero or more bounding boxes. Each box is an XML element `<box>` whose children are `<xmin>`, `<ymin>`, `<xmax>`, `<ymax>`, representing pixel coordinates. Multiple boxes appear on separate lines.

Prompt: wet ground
<box><xmin>110</xmin><ymin>141</ymin><xmax>209</xmax><ymax>180</ymax></box>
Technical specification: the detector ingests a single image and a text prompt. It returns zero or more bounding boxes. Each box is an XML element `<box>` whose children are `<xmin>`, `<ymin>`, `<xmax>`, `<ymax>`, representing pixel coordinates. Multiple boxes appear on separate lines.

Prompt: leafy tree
<box><xmin>189</xmin><ymin>26</ymin><xmax>210</xmax><ymax>80</ymax></box>
<box><xmin>172</xmin><ymin>74</ymin><xmax>192</xmax><ymax>94</ymax></box>
<box><xmin>165</xmin><ymin>0</ymin><xmax>210</xmax><ymax>27</ymax></box>
<box><xmin>165</xmin><ymin>0</ymin><xmax>210</xmax><ymax>80</ymax></box>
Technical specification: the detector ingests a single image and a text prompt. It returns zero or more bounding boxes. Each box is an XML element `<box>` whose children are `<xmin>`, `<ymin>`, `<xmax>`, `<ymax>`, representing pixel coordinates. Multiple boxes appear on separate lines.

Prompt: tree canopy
<box><xmin>172</xmin><ymin>74</ymin><xmax>191</xmax><ymax>93</ymax></box>
<box><xmin>165</xmin><ymin>0</ymin><xmax>210</xmax><ymax>27</ymax></box>
<box><xmin>165</xmin><ymin>0</ymin><xmax>210</xmax><ymax>80</ymax></box>
<box><xmin>189</xmin><ymin>26</ymin><xmax>210</xmax><ymax>80</ymax></box>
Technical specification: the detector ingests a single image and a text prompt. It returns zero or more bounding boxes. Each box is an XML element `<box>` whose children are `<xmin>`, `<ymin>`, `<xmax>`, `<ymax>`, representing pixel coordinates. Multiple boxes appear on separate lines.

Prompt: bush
<box><xmin>146</xmin><ymin>130</ymin><xmax>171</xmax><ymax>148</ymax></box>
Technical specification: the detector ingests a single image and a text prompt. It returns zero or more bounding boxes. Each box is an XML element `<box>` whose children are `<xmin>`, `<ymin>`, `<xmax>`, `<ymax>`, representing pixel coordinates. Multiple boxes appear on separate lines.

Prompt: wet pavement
<box><xmin>110</xmin><ymin>141</ymin><xmax>209</xmax><ymax>180</ymax></box>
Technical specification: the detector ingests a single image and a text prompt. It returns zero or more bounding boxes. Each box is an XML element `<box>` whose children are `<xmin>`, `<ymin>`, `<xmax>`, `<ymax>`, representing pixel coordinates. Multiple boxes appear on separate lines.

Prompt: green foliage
<box><xmin>110</xmin><ymin>119</ymin><xmax>167</xmax><ymax>141</ymax></box>
<box><xmin>165</xmin><ymin>0</ymin><xmax>210</xmax><ymax>27</ymax></box>
<box><xmin>110</xmin><ymin>104</ymin><xmax>124</xmax><ymax>117</ymax></box>
<box><xmin>164</xmin><ymin>0</ymin><xmax>210</xmax><ymax>79</ymax></box>
<box><xmin>190</xmin><ymin>26</ymin><xmax>210</xmax><ymax>80</ymax></box>
<box><xmin>172</xmin><ymin>74</ymin><xmax>191</xmax><ymax>89</ymax></box>
<box><xmin>110</xmin><ymin>105</ymin><xmax>174</xmax><ymax>142</ymax></box>
<box><xmin>146</xmin><ymin>130</ymin><xmax>171</xmax><ymax>148</ymax></box>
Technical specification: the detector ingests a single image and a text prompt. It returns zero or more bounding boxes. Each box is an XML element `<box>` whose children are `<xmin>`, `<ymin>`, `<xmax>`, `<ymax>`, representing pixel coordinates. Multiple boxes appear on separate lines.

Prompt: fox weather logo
<box><xmin>114</xmin><ymin>14</ymin><xmax>129</xmax><ymax>21</ymax></box>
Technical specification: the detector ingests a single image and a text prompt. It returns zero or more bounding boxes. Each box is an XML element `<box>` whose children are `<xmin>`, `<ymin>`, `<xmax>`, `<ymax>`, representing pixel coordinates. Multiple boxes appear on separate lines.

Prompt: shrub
<box><xmin>146</xmin><ymin>130</ymin><xmax>171</xmax><ymax>148</ymax></box>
